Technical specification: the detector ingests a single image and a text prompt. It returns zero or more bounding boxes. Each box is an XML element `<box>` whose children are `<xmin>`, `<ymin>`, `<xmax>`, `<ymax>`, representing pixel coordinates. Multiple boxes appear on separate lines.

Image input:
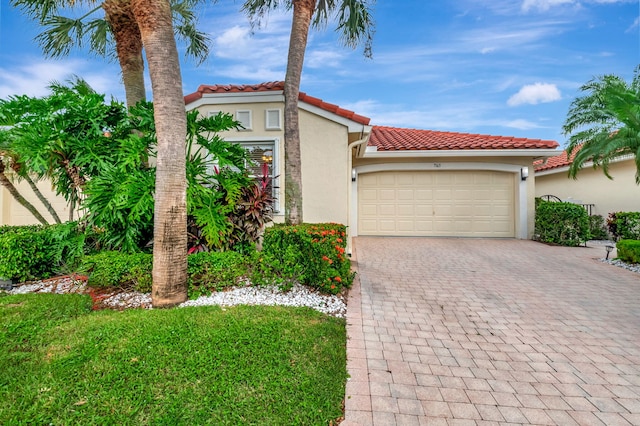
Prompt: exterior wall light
<box><xmin>520</xmin><ymin>166</ymin><xmax>529</xmax><ymax>181</ymax></box>
<box><xmin>352</xmin><ymin>169</ymin><xmax>357</xmax><ymax>182</ymax></box>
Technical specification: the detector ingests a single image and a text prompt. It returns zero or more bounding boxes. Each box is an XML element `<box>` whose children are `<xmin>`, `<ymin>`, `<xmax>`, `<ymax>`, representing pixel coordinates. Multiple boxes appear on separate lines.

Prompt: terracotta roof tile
<box><xmin>369</xmin><ymin>126</ymin><xmax>559</xmax><ymax>151</ymax></box>
<box><xmin>533</xmin><ymin>146</ymin><xmax>580</xmax><ymax>171</ymax></box>
<box><xmin>184</xmin><ymin>81</ymin><xmax>370</xmax><ymax>125</ymax></box>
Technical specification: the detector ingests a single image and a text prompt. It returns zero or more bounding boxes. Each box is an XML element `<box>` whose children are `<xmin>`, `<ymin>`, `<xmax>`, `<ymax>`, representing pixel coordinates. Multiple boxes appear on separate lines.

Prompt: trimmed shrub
<box><xmin>589</xmin><ymin>215</ymin><xmax>609</xmax><ymax>240</ymax></box>
<box><xmin>617</xmin><ymin>239</ymin><xmax>640</xmax><ymax>263</ymax></box>
<box><xmin>608</xmin><ymin>212</ymin><xmax>640</xmax><ymax>240</ymax></box>
<box><xmin>80</xmin><ymin>251</ymin><xmax>153</xmax><ymax>292</ymax></box>
<box><xmin>79</xmin><ymin>250</ymin><xmax>250</xmax><ymax>298</ymax></box>
<box><xmin>535</xmin><ymin>200</ymin><xmax>590</xmax><ymax>247</ymax></box>
<box><xmin>260</xmin><ymin>223</ymin><xmax>353</xmax><ymax>294</ymax></box>
<box><xmin>0</xmin><ymin>223</ymin><xmax>86</xmax><ymax>282</ymax></box>
<box><xmin>187</xmin><ymin>251</ymin><xmax>249</xmax><ymax>297</ymax></box>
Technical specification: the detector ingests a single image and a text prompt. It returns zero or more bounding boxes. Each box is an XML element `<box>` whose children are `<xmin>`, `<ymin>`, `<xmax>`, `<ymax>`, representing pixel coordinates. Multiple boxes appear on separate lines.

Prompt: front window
<box><xmin>237</xmin><ymin>140</ymin><xmax>278</xmax><ymax>212</ymax></box>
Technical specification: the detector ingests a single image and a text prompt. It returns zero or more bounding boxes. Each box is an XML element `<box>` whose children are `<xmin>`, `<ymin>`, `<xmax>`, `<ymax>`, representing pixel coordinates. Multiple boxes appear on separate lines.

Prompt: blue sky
<box><xmin>0</xmin><ymin>0</ymin><xmax>638</xmax><ymax>146</ymax></box>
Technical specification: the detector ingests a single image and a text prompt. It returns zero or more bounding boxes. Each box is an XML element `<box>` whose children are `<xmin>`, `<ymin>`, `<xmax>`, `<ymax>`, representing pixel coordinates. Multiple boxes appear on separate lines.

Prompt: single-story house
<box><xmin>534</xmin><ymin>149</ymin><xmax>640</xmax><ymax>217</ymax></box>
<box><xmin>2</xmin><ymin>81</ymin><xmax>560</xmax><ymax>244</ymax></box>
<box><xmin>185</xmin><ymin>82</ymin><xmax>558</xmax><ymax>241</ymax></box>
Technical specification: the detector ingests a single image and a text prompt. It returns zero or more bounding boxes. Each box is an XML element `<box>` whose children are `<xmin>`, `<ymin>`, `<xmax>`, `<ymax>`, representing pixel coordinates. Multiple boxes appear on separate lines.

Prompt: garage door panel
<box><xmin>397</xmin><ymin>204</ymin><xmax>415</xmax><ymax>216</ymax></box>
<box><xmin>397</xmin><ymin>189</ymin><xmax>414</xmax><ymax>200</ymax></box>
<box><xmin>358</xmin><ymin>170</ymin><xmax>515</xmax><ymax>237</ymax></box>
<box><xmin>378</xmin><ymin>204</ymin><xmax>396</xmax><ymax>216</ymax></box>
<box><xmin>415</xmin><ymin>189</ymin><xmax>433</xmax><ymax>200</ymax></box>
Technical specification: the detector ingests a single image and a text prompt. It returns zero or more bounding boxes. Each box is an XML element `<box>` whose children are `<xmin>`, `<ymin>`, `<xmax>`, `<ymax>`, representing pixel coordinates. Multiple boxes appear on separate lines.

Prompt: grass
<box><xmin>0</xmin><ymin>293</ymin><xmax>347</xmax><ymax>425</ymax></box>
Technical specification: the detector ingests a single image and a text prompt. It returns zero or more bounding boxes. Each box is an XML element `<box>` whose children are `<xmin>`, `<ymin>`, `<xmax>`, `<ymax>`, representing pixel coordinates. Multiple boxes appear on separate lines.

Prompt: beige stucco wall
<box><xmin>353</xmin><ymin>155</ymin><xmax>538</xmax><ymax>238</ymax></box>
<box><xmin>0</xmin><ymin>176</ymin><xmax>73</xmax><ymax>226</ymax></box>
<box><xmin>193</xmin><ymin>101</ymin><xmax>351</xmax><ymax>226</ymax></box>
<box><xmin>535</xmin><ymin>159</ymin><xmax>640</xmax><ymax>216</ymax></box>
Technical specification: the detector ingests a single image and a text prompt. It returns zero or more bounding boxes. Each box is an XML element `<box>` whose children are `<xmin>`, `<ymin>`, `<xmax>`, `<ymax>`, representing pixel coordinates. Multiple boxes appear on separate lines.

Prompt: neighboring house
<box><xmin>534</xmin><ymin>149</ymin><xmax>640</xmax><ymax>217</ymax></box>
<box><xmin>1</xmin><ymin>81</ymin><xmax>560</xmax><ymax>242</ymax></box>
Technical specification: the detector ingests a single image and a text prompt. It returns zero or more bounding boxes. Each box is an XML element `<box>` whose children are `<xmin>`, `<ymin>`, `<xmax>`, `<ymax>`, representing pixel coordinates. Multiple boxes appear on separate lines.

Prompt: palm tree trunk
<box><xmin>131</xmin><ymin>0</ymin><xmax>188</xmax><ymax>308</ymax></box>
<box><xmin>283</xmin><ymin>0</ymin><xmax>315</xmax><ymax>225</ymax></box>
<box><xmin>103</xmin><ymin>0</ymin><xmax>146</xmax><ymax>108</ymax></box>
<box><xmin>0</xmin><ymin>162</ymin><xmax>48</xmax><ymax>225</ymax></box>
<box><xmin>23</xmin><ymin>174</ymin><xmax>62</xmax><ymax>224</ymax></box>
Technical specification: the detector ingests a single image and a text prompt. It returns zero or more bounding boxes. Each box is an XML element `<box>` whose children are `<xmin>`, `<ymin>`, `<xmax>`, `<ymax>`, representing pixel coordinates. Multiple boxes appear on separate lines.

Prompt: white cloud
<box><xmin>0</xmin><ymin>58</ymin><xmax>123</xmax><ymax>100</ymax></box>
<box><xmin>522</xmin><ymin>0</ymin><xmax>631</xmax><ymax>11</ymax></box>
<box><xmin>305</xmin><ymin>49</ymin><xmax>346</xmax><ymax>69</ymax></box>
<box><xmin>502</xmin><ymin>118</ymin><xmax>543</xmax><ymax>129</ymax></box>
<box><xmin>522</xmin><ymin>0</ymin><xmax>575</xmax><ymax>12</ymax></box>
<box><xmin>507</xmin><ymin>83</ymin><xmax>561</xmax><ymax>106</ymax></box>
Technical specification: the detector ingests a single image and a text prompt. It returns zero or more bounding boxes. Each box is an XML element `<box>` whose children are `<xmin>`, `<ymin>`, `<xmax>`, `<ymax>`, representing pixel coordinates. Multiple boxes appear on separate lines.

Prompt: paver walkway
<box><xmin>342</xmin><ymin>237</ymin><xmax>640</xmax><ymax>425</ymax></box>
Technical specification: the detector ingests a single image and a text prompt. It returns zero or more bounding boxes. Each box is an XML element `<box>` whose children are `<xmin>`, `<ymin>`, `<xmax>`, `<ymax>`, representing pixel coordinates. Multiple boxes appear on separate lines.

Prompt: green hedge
<box><xmin>535</xmin><ymin>200</ymin><xmax>590</xmax><ymax>247</ymax></box>
<box><xmin>80</xmin><ymin>251</ymin><xmax>153</xmax><ymax>292</ymax></box>
<box><xmin>187</xmin><ymin>251</ymin><xmax>249</xmax><ymax>297</ymax></box>
<box><xmin>617</xmin><ymin>240</ymin><xmax>640</xmax><ymax>263</ymax></box>
<box><xmin>0</xmin><ymin>223</ymin><xmax>85</xmax><ymax>282</ymax></box>
<box><xmin>80</xmin><ymin>250</ymin><xmax>249</xmax><ymax>297</ymax></box>
<box><xmin>260</xmin><ymin>223</ymin><xmax>353</xmax><ymax>294</ymax></box>
<box><xmin>608</xmin><ymin>212</ymin><xmax>640</xmax><ymax>240</ymax></box>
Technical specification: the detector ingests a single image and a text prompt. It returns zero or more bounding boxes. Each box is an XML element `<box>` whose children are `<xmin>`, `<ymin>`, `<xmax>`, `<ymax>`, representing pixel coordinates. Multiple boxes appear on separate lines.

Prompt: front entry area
<box><xmin>357</xmin><ymin>170</ymin><xmax>515</xmax><ymax>237</ymax></box>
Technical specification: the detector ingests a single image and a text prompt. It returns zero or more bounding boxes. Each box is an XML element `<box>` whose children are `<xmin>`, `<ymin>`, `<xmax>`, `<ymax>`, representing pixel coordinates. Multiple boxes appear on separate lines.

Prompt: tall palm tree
<box><xmin>11</xmin><ymin>0</ymin><xmax>209</xmax><ymax>107</ymax></box>
<box><xmin>242</xmin><ymin>0</ymin><xmax>374</xmax><ymax>224</ymax></box>
<box><xmin>563</xmin><ymin>65</ymin><xmax>640</xmax><ymax>184</ymax></box>
<box><xmin>131</xmin><ymin>0</ymin><xmax>188</xmax><ymax>308</ymax></box>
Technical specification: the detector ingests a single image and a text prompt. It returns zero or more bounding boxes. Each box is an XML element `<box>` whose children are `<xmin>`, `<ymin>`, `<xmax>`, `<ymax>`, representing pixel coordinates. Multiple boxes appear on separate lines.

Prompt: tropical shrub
<box><xmin>617</xmin><ymin>239</ymin><xmax>640</xmax><ymax>263</ymax></box>
<box><xmin>588</xmin><ymin>214</ymin><xmax>609</xmax><ymax>240</ymax></box>
<box><xmin>79</xmin><ymin>251</ymin><xmax>153</xmax><ymax>292</ymax></box>
<box><xmin>260</xmin><ymin>223</ymin><xmax>353</xmax><ymax>294</ymax></box>
<box><xmin>607</xmin><ymin>212</ymin><xmax>640</xmax><ymax>240</ymax></box>
<box><xmin>0</xmin><ymin>223</ymin><xmax>86</xmax><ymax>281</ymax></box>
<box><xmin>2</xmin><ymin>84</ymin><xmax>268</xmax><ymax>253</ymax></box>
<box><xmin>535</xmin><ymin>200</ymin><xmax>590</xmax><ymax>246</ymax></box>
<box><xmin>225</xmin><ymin>166</ymin><xmax>275</xmax><ymax>254</ymax></box>
<box><xmin>187</xmin><ymin>251</ymin><xmax>249</xmax><ymax>297</ymax></box>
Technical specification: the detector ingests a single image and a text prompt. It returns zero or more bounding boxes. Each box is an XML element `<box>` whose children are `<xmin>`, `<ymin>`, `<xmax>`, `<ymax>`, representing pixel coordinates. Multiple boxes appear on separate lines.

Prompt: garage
<box><xmin>357</xmin><ymin>170</ymin><xmax>515</xmax><ymax>237</ymax></box>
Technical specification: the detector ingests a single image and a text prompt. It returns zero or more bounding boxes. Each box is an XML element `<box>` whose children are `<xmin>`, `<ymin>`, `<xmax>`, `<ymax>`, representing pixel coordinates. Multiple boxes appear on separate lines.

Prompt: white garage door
<box><xmin>358</xmin><ymin>170</ymin><xmax>515</xmax><ymax>237</ymax></box>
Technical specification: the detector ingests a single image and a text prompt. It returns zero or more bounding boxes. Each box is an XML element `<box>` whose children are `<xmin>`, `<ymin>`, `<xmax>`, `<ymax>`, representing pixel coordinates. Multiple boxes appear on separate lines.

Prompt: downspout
<box><xmin>346</xmin><ymin>129</ymin><xmax>371</xmax><ymax>256</ymax></box>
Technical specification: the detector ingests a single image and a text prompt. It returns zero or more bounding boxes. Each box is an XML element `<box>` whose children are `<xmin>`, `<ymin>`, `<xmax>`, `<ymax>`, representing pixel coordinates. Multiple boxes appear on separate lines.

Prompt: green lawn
<box><xmin>0</xmin><ymin>293</ymin><xmax>347</xmax><ymax>425</ymax></box>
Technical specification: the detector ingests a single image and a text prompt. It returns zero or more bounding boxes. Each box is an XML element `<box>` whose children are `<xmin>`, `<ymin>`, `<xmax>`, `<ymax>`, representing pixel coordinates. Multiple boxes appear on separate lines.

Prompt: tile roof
<box><xmin>369</xmin><ymin>126</ymin><xmax>559</xmax><ymax>151</ymax></box>
<box><xmin>533</xmin><ymin>146</ymin><xmax>580</xmax><ymax>172</ymax></box>
<box><xmin>184</xmin><ymin>81</ymin><xmax>370</xmax><ymax>125</ymax></box>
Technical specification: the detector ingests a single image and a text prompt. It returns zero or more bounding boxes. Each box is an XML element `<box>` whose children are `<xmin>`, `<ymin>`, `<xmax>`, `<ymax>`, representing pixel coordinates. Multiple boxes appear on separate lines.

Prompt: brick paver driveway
<box><xmin>343</xmin><ymin>237</ymin><xmax>640</xmax><ymax>426</ymax></box>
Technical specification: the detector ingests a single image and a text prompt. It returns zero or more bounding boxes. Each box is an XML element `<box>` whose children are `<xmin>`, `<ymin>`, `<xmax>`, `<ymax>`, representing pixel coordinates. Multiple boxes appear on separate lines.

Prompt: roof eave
<box><xmin>363</xmin><ymin>148</ymin><xmax>561</xmax><ymax>159</ymax></box>
<box><xmin>185</xmin><ymin>91</ymin><xmax>285</xmax><ymax>111</ymax></box>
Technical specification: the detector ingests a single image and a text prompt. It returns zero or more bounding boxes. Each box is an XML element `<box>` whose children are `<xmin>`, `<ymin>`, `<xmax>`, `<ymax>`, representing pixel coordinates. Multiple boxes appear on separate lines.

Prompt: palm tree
<box><xmin>11</xmin><ymin>0</ymin><xmax>209</xmax><ymax>107</ymax></box>
<box><xmin>130</xmin><ymin>0</ymin><xmax>188</xmax><ymax>308</ymax></box>
<box><xmin>563</xmin><ymin>65</ymin><xmax>640</xmax><ymax>184</ymax></box>
<box><xmin>242</xmin><ymin>0</ymin><xmax>374</xmax><ymax>224</ymax></box>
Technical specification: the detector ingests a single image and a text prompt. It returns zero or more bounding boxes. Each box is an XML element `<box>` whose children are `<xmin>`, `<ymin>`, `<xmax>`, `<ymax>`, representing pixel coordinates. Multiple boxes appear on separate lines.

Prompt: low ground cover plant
<box><xmin>0</xmin><ymin>293</ymin><xmax>347</xmax><ymax>425</ymax></box>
